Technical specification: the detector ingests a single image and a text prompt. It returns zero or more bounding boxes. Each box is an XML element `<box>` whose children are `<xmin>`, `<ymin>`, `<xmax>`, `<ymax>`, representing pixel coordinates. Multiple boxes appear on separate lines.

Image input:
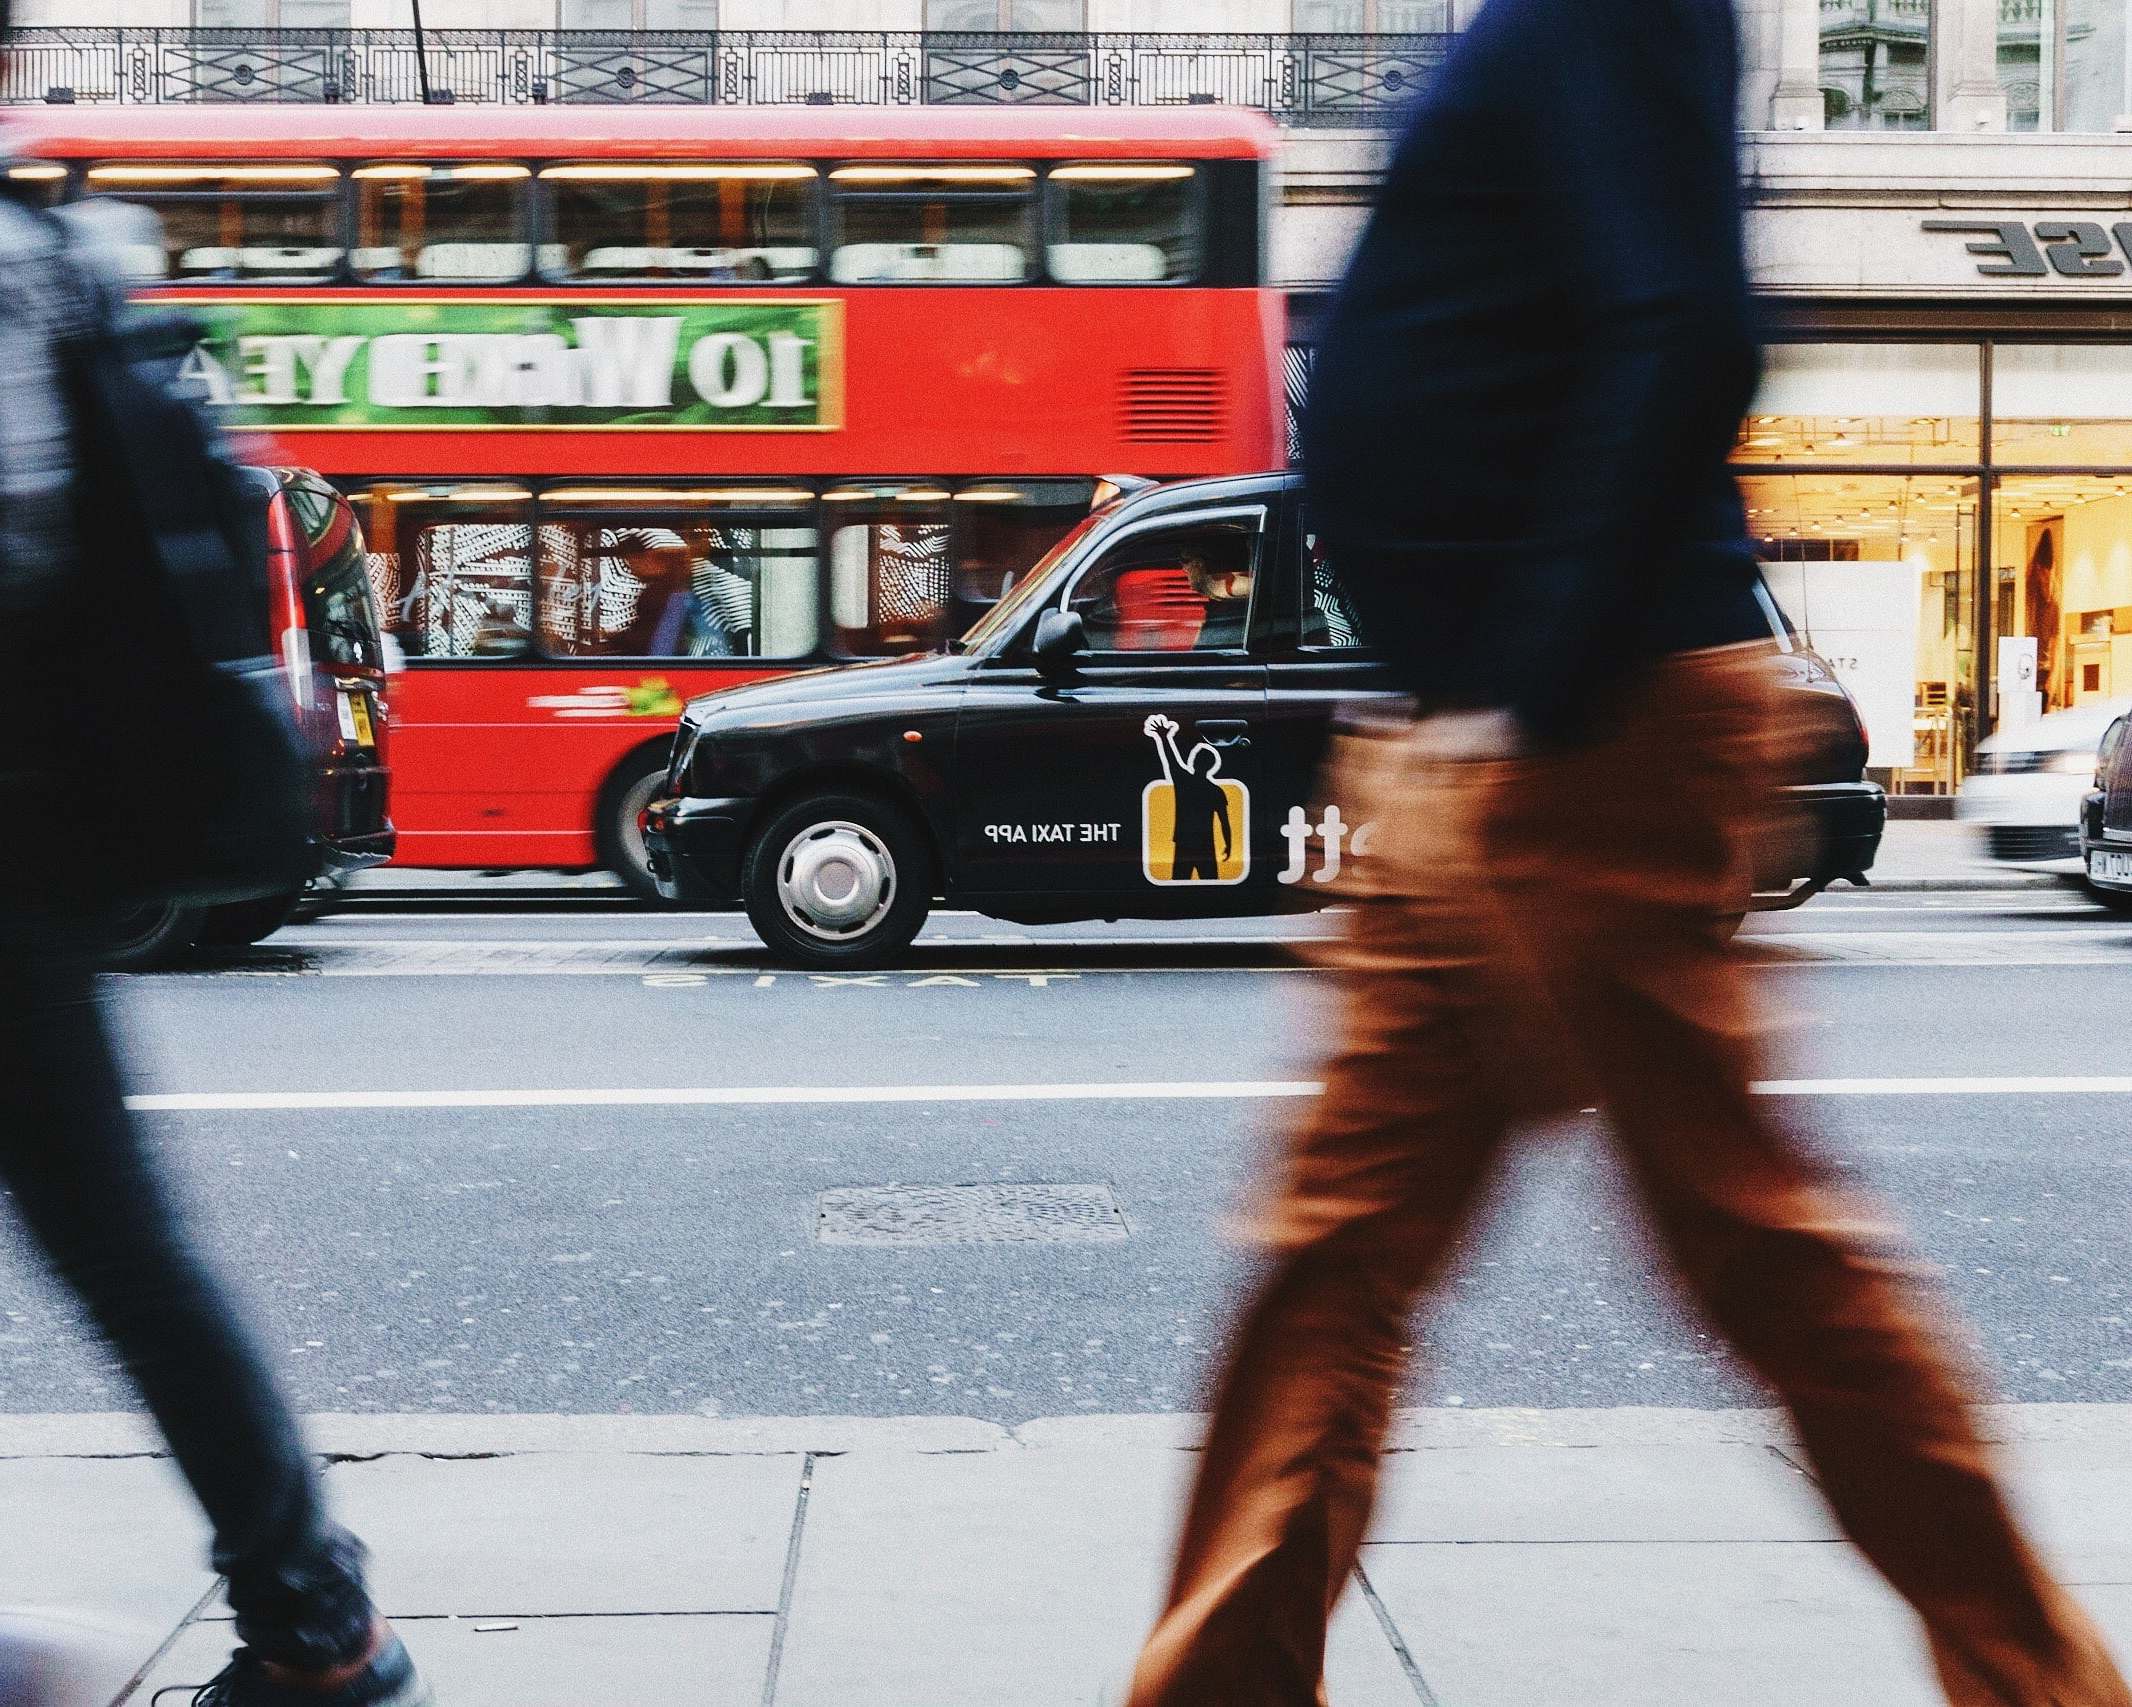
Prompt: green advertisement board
<box><xmin>167</xmin><ymin>297</ymin><xmax>842</xmax><ymax>431</ymax></box>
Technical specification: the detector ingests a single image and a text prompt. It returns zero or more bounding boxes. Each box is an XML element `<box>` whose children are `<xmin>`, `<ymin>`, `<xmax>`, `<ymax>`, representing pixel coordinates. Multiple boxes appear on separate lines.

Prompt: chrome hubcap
<box><xmin>777</xmin><ymin>821</ymin><xmax>895</xmax><ymax>942</ymax></box>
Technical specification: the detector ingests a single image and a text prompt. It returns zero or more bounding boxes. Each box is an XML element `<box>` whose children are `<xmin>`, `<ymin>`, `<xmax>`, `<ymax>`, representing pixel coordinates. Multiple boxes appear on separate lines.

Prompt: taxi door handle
<box><xmin>1198</xmin><ymin>720</ymin><xmax>1252</xmax><ymax>749</ymax></box>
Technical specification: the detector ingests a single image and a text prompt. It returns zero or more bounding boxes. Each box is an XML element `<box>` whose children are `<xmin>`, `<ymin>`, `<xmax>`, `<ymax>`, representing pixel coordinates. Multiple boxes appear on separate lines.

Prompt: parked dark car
<box><xmin>94</xmin><ymin>466</ymin><xmax>394</xmax><ymax>969</ymax></box>
<box><xmin>647</xmin><ymin>473</ymin><xmax>1884</xmax><ymax>966</ymax></box>
<box><xmin>2079</xmin><ymin>713</ymin><xmax>2132</xmax><ymax>913</ymax></box>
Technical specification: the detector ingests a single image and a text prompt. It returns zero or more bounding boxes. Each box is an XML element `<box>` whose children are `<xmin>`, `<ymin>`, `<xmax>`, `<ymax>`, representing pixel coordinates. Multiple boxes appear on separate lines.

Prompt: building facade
<box><xmin>9</xmin><ymin>0</ymin><xmax>2132</xmax><ymax>792</ymax></box>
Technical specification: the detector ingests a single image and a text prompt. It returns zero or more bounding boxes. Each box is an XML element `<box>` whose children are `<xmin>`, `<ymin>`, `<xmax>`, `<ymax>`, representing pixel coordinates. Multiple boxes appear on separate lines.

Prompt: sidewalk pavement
<box><xmin>18</xmin><ymin>1404</ymin><xmax>2132</xmax><ymax>1707</ymax></box>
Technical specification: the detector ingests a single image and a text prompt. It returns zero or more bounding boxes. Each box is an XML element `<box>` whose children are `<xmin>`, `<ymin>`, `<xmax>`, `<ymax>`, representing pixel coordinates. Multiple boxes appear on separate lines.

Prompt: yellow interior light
<box><xmin>89</xmin><ymin>164</ymin><xmax>341</xmax><ymax>184</ymax></box>
<box><xmin>540</xmin><ymin>163</ymin><xmax>816</xmax><ymax>182</ymax></box>
<box><xmin>829</xmin><ymin>164</ymin><xmax>1035</xmax><ymax>184</ymax></box>
<box><xmin>543</xmin><ymin>486</ymin><xmax>812</xmax><ymax>504</ymax></box>
<box><xmin>7</xmin><ymin>163</ymin><xmax>66</xmax><ymax>181</ymax></box>
<box><xmin>384</xmin><ymin>486</ymin><xmax>531</xmax><ymax>504</ymax></box>
<box><xmin>952</xmin><ymin>488</ymin><xmax>1029</xmax><ymax>502</ymax></box>
<box><xmin>1049</xmin><ymin>164</ymin><xmax>1196</xmax><ymax>182</ymax></box>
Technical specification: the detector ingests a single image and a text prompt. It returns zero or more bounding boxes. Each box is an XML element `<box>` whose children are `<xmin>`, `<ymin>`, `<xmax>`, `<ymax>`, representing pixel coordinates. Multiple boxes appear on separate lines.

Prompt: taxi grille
<box><xmin>1119</xmin><ymin>368</ymin><xmax>1227</xmax><ymax>445</ymax></box>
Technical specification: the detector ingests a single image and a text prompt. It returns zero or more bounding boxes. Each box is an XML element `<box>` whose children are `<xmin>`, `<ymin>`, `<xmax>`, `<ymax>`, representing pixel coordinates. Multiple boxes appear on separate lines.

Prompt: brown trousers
<box><xmin>1127</xmin><ymin>646</ymin><xmax>2130</xmax><ymax>1707</ymax></box>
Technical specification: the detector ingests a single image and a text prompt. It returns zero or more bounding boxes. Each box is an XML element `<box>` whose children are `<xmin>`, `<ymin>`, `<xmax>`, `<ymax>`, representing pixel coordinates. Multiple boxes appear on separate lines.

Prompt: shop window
<box><xmin>1741</xmin><ymin>473</ymin><xmax>1979</xmax><ymax>795</ymax></box>
<box><xmin>1068</xmin><ymin>516</ymin><xmax>1260</xmax><ymax>653</ymax></box>
<box><xmin>1046</xmin><ymin>165</ymin><xmax>1199</xmax><ymax>284</ymax></box>
<box><xmin>535</xmin><ymin>488</ymin><xmax>818</xmax><ymax>659</ymax></box>
<box><xmin>560</xmin><ymin>0</ymin><xmax>715</xmax><ymax>24</ymax></box>
<box><xmin>83</xmin><ymin>162</ymin><xmax>342</xmax><ymax>283</ymax></box>
<box><xmin>541</xmin><ymin>164</ymin><xmax>816</xmax><ymax>283</ymax></box>
<box><xmin>923</xmin><ymin>0</ymin><xmax>1084</xmax><ymax>26</ymax></box>
<box><xmin>352</xmin><ymin>484</ymin><xmax>533</xmax><ymax>659</ymax></box>
<box><xmin>1992</xmin><ymin>476</ymin><xmax>2132</xmax><ymax>719</ymax></box>
<box><xmin>351</xmin><ymin>164</ymin><xmax>531</xmax><ymax>283</ymax></box>
<box><xmin>197</xmin><ymin>0</ymin><xmax>351</xmax><ymax>22</ymax></box>
<box><xmin>1993</xmin><ymin>345</ymin><xmax>2132</xmax><ymax>465</ymax></box>
<box><xmin>1820</xmin><ymin>0</ymin><xmax>1933</xmax><ymax>129</ymax></box>
<box><xmin>825</xmin><ymin>486</ymin><xmax>954</xmax><ymax>656</ymax></box>
<box><xmin>828</xmin><ymin>164</ymin><xmax>1035</xmax><ymax>285</ymax></box>
<box><xmin>1736</xmin><ymin>343</ymin><xmax>1981</xmax><ymax>466</ymax></box>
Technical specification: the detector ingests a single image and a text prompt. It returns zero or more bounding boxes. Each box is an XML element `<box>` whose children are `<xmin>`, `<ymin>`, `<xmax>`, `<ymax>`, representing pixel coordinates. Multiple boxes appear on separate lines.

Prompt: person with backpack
<box><xmin>1121</xmin><ymin>1</ymin><xmax>2132</xmax><ymax>1704</ymax></box>
<box><xmin>0</xmin><ymin>142</ymin><xmax>430</xmax><ymax>1707</ymax></box>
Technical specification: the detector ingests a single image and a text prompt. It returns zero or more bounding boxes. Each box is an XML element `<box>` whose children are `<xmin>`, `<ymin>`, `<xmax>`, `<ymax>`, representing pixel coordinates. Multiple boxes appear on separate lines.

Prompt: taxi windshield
<box><xmin>956</xmin><ymin>505</ymin><xmax>1114</xmax><ymax>653</ymax></box>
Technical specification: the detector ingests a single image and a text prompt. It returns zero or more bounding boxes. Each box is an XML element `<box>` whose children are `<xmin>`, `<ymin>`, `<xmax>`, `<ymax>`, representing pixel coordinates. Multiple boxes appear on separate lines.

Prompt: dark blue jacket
<box><xmin>1302</xmin><ymin>0</ymin><xmax>1767</xmax><ymax>744</ymax></box>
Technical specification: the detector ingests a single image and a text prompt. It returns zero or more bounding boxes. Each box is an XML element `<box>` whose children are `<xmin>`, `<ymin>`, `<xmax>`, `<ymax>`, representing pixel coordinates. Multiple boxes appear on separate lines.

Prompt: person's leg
<box><xmin>0</xmin><ymin>933</ymin><xmax>374</xmax><ymax>1672</ymax></box>
<box><xmin>1515</xmin><ymin>652</ymin><xmax>2130</xmax><ymax>1707</ymax></box>
<box><xmin>1128</xmin><ymin>735</ymin><xmax>1534</xmax><ymax>1707</ymax></box>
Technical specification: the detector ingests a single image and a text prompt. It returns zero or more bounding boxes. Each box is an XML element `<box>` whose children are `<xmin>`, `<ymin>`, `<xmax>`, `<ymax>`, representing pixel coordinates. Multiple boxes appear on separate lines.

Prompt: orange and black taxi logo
<box><xmin>1141</xmin><ymin>713</ymin><xmax>1250</xmax><ymax>886</ymax></box>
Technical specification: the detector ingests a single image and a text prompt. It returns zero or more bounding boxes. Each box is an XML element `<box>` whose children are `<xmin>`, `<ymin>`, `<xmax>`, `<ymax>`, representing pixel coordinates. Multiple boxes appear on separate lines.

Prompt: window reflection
<box><xmin>1736</xmin><ymin>344</ymin><xmax>1980</xmax><ymax>464</ymax></box>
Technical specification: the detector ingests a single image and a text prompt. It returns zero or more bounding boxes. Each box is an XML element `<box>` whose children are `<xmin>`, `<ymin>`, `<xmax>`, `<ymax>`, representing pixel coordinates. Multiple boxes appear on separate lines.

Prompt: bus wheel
<box><xmin>598</xmin><ymin>750</ymin><xmax>674</xmax><ymax>904</ymax></box>
<box><xmin>197</xmin><ymin>887</ymin><xmax>307</xmax><ymax>948</ymax></box>
<box><xmin>86</xmin><ymin>900</ymin><xmax>206</xmax><ymax>971</ymax></box>
<box><xmin>742</xmin><ymin>792</ymin><xmax>930</xmax><ymax>969</ymax></box>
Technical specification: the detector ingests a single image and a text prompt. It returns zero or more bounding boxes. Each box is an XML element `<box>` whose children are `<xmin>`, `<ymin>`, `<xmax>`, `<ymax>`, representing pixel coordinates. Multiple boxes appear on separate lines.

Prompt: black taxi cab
<box><xmin>2079</xmin><ymin>713</ymin><xmax>2132</xmax><ymax>912</ymax></box>
<box><xmin>645</xmin><ymin>474</ymin><xmax>1885</xmax><ymax>966</ymax></box>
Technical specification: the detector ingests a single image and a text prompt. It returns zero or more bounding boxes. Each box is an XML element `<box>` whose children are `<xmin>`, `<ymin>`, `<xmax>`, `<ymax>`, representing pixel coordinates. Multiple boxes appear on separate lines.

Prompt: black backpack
<box><xmin>2</xmin><ymin>214</ymin><xmax>313</xmax><ymax>912</ymax></box>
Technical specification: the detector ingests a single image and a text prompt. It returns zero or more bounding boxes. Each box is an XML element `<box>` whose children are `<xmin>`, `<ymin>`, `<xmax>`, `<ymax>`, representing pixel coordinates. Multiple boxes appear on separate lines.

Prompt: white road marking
<box><xmin>123</xmin><ymin>1075</ymin><xmax>2132</xmax><ymax>1113</ymax></box>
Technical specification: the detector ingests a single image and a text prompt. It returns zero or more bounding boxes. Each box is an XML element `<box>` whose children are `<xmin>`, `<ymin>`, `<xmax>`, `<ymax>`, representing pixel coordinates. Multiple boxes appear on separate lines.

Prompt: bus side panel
<box><xmin>251</xmin><ymin>288</ymin><xmax>1285</xmax><ymax>482</ymax></box>
<box><xmin>383</xmin><ymin>665</ymin><xmax>775</xmax><ymax>867</ymax></box>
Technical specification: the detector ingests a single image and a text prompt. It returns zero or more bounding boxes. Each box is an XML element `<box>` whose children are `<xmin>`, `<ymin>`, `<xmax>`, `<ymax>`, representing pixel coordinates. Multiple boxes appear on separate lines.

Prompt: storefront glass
<box><xmin>1736</xmin><ymin>337</ymin><xmax>2132</xmax><ymax>793</ymax></box>
<box><xmin>1821</xmin><ymin>0</ymin><xmax>1933</xmax><ymax>129</ymax></box>
<box><xmin>1999</xmin><ymin>0</ymin><xmax>2129</xmax><ymax>131</ymax></box>
<box><xmin>1990</xmin><ymin>476</ymin><xmax>2132</xmax><ymax>719</ymax></box>
<box><xmin>1738</xmin><ymin>473</ymin><xmax>1980</xmax><ymax>794</ymax></box>
<box><xmin>1737</xmin><ymin>343</ymin><xmax>1980</xmax><ymax>464</ymax></box>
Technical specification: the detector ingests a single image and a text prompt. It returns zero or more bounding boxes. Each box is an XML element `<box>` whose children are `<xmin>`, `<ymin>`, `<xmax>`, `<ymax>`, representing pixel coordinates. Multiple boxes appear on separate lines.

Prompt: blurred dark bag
<box><xmin>16</xmin><ymin>243</ymin><xmax>312</xmax><ymax>910</ymax></box>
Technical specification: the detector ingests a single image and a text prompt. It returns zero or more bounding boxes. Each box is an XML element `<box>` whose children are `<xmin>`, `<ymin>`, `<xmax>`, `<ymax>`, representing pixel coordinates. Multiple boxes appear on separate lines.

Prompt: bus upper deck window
<box><xmin>83</xmin><ymin>162</ymin><xmax>342</xmax><ymax>283</ymax></box>
<box><xmin>353</xmin><ymin>483</ymin><xmax>534</xmax><ymax>660</ymax></box>
<box><xmin>1047</xmin><ymin>164</ymin><xmax>1201</xmax><ymax>284</ymax></box>
<box><xmin>351</xmin><ymin>163</ymin><xmax>532</xmax><ymax>284</ymax></box>
<box><xmin>541</xmin><ymin>164</ymin><xmax>817</xmax><ymax>283</ymax></box>
<box><xmin>826</xmin><ymin>164</ymin><xmax>1034</xmax><ymax>285</ymax></box>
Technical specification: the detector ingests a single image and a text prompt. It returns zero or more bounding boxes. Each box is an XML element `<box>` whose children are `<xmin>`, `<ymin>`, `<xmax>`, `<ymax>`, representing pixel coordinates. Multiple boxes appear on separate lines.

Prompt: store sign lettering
<box><xmin>166</xmin><ymin>298</ymin><xmax>842</xmax><ymax>430</ymax></box>
<box><xmin>1922</xmin><ymin>219</ymin><xmax>2132</xmax><ymax>280</ymax></box>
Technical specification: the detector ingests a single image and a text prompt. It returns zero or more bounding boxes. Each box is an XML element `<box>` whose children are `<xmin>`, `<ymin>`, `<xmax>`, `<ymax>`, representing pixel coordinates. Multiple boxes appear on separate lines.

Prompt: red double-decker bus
<box><xmin>12</xmin><ymin>105</ymin><xmax>1284</xmax><ymax>892</ymax></box>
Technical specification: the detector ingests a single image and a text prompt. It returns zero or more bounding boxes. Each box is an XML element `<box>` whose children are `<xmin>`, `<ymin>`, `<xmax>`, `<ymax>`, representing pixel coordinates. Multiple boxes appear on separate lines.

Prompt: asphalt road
<box><xmin>1</xmin><ymin>886</ymin><xmax>2126</xmax><ymax>1422</ymax></box>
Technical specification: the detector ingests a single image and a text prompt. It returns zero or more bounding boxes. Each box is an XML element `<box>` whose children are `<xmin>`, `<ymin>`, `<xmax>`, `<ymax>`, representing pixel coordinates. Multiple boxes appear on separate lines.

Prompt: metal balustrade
<box><xmin>0</xmin><ymin>28</ymin><xmax>1449</xmax><ymax>124</ymax></box>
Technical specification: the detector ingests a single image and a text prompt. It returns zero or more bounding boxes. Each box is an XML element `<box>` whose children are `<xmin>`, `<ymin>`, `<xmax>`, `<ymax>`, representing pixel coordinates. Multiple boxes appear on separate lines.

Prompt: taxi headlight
<box><xmin>665</xmin><ymin>726</ymin><xmax>701</xmax><ymax>792</ymax></box>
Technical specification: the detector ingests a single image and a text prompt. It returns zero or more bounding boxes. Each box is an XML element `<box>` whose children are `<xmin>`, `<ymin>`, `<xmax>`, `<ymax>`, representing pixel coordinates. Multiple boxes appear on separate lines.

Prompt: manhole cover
<box><xmin>816</xmin><ymin>1184</ymin><xmax>1130</xmax><ymax>1247</ymax></box>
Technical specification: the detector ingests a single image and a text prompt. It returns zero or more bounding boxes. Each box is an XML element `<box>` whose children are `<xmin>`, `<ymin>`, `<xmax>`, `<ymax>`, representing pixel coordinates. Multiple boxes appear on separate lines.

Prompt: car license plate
<box><xmin>338</xmin><ymin>692</ymin><xmax>374</xmax><ymax>747</ymax></box>
<box><xmin>2090</xmin><ymin>850</ymin><xmax>2132</xmax><ymax>884</ymax></box>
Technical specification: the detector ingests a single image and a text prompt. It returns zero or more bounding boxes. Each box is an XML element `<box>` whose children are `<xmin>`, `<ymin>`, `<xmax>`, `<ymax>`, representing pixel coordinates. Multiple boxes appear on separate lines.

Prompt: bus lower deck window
<box><xmin>542</xmin><ymin>164</ymin><xmax>818</xmax><ymax>283</ymax></box>
<box><xmin>354</xmin><ymin>484</ymin><xmax>534</xmax><ymax>658</ymax></box>
<box><xmin>352</xmin><ymin>163</ymin><xmax>532</xmax><ymax>283</ymax></box>
<box><xmin>84</xmin><ymin>162</ymin><xmax>343</xmax><ymax>282</ymax></box>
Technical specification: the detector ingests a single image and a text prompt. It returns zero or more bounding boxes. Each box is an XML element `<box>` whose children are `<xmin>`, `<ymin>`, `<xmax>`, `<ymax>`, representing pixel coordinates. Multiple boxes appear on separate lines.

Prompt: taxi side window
<box><xmin>1067</xmin><ymin>518</ymin><xmax>1258</xmax><ymax>653</ymax></box>
<box><xmin>1299</xmin><ymin>525</ymin><xmax>1365</xmax><ymax>650</ymax></box>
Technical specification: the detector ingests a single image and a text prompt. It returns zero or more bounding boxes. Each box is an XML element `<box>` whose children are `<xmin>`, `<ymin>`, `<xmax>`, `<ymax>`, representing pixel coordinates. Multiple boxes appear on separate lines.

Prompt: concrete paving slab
<box><xmin>1361</xmin><ymin>1540</ymin><xmax>1938</xmax><ymax>1707</ymax></box>
<box><xmin>775</xmin><ymin>1447</ymin><xmax>1420</xmax><ymax>1707</ymax></box>
<box><xmin>1995</xmin><ymin>1441</ymin><xmax>2132</xmax><ymax>1584</ymax></box>
<box><xmin>0</xmin><ymin>1458</ymin><xmax>212</xmax><ymax>1648</ymax></box>
<box><xmin>320</xmin><ymin>1453</ymin><xmax>801</xmax><ymax>1617</ymax></box>
<box><xmin>132</xmin><ymin>1611</ymin><xmax>773</xmax><ymax>1707</ymax></box>
<box><xmin>1369</xmin><ymin>1443</ymin><xmax>1839</xmax><ymax>1543</ymax></box>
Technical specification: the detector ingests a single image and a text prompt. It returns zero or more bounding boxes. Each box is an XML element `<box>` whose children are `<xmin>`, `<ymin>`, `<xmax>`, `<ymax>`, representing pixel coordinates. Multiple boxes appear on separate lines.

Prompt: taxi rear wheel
<box><xmin>742</xmin><ymin>792</ymin><xmax>931</xmax><ymax>968</ymax></box>
<box><xmin>85</xmin><ymin>900</ymin><xmax>206</xmax><ymax>971</ymax></box>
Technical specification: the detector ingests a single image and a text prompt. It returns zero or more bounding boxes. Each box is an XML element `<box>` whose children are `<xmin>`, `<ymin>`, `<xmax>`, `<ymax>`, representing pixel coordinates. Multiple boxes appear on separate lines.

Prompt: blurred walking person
<box><xmin>0</xmin><ymin>69</ymin><xmax>428</xmax><ymax>1707</ymax></box>
<box><xmin>1124</xmin><ymin>0</ymin><xmax>2132</xmax><ymax>1703</ymax></box>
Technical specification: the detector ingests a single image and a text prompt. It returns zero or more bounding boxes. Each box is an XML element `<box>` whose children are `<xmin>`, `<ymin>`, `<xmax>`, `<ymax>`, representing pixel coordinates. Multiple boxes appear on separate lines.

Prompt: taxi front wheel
<box><xmin>741</xmin><ymin>792</ymin><xmax>931</xmax><ymax>968</ymax></box>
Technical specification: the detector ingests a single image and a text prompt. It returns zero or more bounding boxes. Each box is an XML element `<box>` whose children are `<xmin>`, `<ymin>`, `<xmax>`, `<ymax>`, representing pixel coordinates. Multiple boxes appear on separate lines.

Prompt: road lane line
<box><xmin>122</xmin><ymin>1075</ymin><xmax>2132</xmax><ymax>1112</ymax></box>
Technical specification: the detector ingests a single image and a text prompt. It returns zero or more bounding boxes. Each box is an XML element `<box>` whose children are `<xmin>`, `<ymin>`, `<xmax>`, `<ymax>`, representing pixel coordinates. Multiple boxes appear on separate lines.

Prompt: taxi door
<box><xmin>1255</xmin><ymin>499</ymin><xmax>1405</xmax><ymax>896</ymax></box>
<box><xmin>953</xmin><ymin>504</ymin><xmax>1272</xmax><ymax>904</ymax></box>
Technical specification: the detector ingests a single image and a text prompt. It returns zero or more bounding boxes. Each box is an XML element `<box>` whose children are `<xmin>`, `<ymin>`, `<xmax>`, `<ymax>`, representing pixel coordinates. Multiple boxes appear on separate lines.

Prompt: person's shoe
<box><xmin>155</xmin><ymin>1627</ymin><xmax>429</xmax><ymax>1707</ymax></box>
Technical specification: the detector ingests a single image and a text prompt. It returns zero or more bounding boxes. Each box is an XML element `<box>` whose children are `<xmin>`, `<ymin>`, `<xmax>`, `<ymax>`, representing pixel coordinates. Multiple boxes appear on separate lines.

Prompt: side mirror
<box><xmin>1032</xmin><ymin>608</ymin><xmax>1087</xmax><ymax>674</ymax></box>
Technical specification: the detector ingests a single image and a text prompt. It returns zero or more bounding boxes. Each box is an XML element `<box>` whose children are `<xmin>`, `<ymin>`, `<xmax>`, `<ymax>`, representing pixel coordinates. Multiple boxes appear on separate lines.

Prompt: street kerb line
<box><xmin>122</xmin><ymin>1076</ymin><xmax>2132</xmax><ymax>1112</ymax></box>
